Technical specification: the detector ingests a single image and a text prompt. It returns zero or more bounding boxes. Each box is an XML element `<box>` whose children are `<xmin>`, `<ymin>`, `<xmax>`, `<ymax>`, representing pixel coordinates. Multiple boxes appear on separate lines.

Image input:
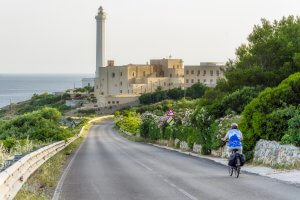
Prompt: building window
<box><xmin>210</xmin><ymin>70</ymin><xmax>213</xmax><ymax>76</ymax></box>
<box><xmin>108</xmin><ymin>101</ymin><xmax>111</xmax><ymax>104</ymax></box>
<box><xmin>191</xmin><ymin>70</ymin><xmax>194</xmax><ymax>75</ymax></box>
<box><xmin>117</xmin><ymin>101</ymin><xmax>119</xmax><ymax>104</ymax></box>
<box><xmin>216</xmin><ymin>70</ymin><xmax>220</xmax><ymax>76</ymax></box>
<box><xmin>132</xmin><ymin>72</ymin><xmax>135</xmax><ymax>77</ymax></box>
<box><xmin>120</xmin><ymin>81</ymin><xmax>122</xmax><ymax>86</ymax></box>
<box><xmin>120</xmin><ymin>72</ymin><xmax>123</xmax><ymax>76</ymax></box>
<box><xmin>112</xmin><ymin>101</ymin><xmax>115</xmax><ymax>104</ymax></box>
<box><xmin>186</xmin><ymin>79</ymin><xmax>189</xmax><ymax>83</ymax></box>
<box><xmin>170</xmin><ymin>74</ymin><xmax>172</xmax><ymax>78</ymax></box>
<box><xmin>101</xmin><ymin>92</ymin><xmax>104</xmax><ymax>95</ymax></box>
<box><xmin>143</xmin><ymin>71</ymin><xmax>146</xmax><ymax>77</ymax></box>
<box><xmin>203</xmin><ymin>79</ymin><xmax>206</xmax><ymax>83</ymax></box>
<box><xmin>164</xmin><ymin>82</ymin><xmax>166</xmax><ymax>86</ymax></box>
<box><xmin>198</xmin><ymin>79</ymin><xmax>200</xmax><ymax>83</ymax></box>
<box><xmin>120</xmin><ymin>90</ymin><xmax>122</xmax><ymax>94</ymax></box>
<box><xmin>197</xmin><ymin>70</ymin><xmax>200</xmax><ymax>76</ymax></box>
<box><xmin>177</xmin><ymin>74</ymin><xmax>179</xmax><ymax>77</ymax></box>
<box><xmin>173</xmin><ymin>65</ymin><xmax>175</xmax><ymax>69</ymax></box>
<box><xmin>191</xmin><ymin>79</ymin><xmax>194</xmax><ymax>83</ymax></box>
<box><xmin>186</xmin><ymin>70</ymin><xmax>189</xmax><ymax>75</ymax></box>
<box><xmin>203</xmin><ymin>70</ymin><xmax>206</xmax><ymax>76</ymax></box>
<box><xmin>112</xmin><ymin>73</ymin><xmax>115</xmax><ymax>78</ymax></box>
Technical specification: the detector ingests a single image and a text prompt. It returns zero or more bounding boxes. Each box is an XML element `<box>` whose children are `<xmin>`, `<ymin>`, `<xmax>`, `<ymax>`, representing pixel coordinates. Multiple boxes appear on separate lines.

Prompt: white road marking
<box><xmin>110</xmin><ymin>127</ymin><xmax>199</xmax><ymax>200</ymax></box>
<box><xmin>52</xmin><ymin>139</ymin><xmax>85</xmax><ymax>200</ymax></box>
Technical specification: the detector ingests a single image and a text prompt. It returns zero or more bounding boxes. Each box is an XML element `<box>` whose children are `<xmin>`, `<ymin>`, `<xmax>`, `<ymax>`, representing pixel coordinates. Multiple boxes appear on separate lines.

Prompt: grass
<box><xmin>0</xmin><ymin>139</ymin><xmax>49</xmax><ymax>168</ymax></box>
<box><xmin>116</xmin><ymin>127</ymin><xmax>149</xmax><ymax>143</ymax></box>
<box><xmin>14</xmin><ymin>137</ymin><xmax>83</xmax><ymax>200</ymax></box>
<box><xmin>251</xmin><ymin>160</ymin><xmax>300</xmax><ymax>170</ymax></box>
<box><xmin>14</xmin><ymin>115</ymin><xmax>112</xmax><ymax>199</ymax></box>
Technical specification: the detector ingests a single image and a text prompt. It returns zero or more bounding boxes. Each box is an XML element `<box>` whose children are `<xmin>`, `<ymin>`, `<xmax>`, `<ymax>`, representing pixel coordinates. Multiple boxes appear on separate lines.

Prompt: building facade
<box><xmin>82</xmin><ymin>78</ymin><xmax>95</xmax><ymax>88</ymax></box>
<box><xmin>93</xmin><ymin>6</ymin><xmax>226</xmax><ymax>107</ymax></box>
<box><xmin>94</xmin><ymin>58</ymin><xmax>185</xmax><ymax>107</ymax></box>
<box><xmin>184</xmin><ymin>62</ymin><xmax>226</xmax><ymax>87</ymax></box>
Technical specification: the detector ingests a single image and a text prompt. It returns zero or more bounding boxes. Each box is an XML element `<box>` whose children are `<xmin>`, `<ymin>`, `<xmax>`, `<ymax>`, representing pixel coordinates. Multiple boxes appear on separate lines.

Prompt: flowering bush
<box><xmin>115</xmin><ymin>110</ymin><xmax>141</xmax><ymax>135</ymax></box>
<box><xmin>210</xmin><ymin>115</ymin><xmax>241</xmax><ymax>150</ymax></box>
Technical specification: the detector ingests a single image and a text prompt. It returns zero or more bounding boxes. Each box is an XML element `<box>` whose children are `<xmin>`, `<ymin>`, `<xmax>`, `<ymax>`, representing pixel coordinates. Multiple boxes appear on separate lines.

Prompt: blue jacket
<box><xmin>226</xmin><ymin>129</ymin><xmax>242</xmax><ymax>147</ymax></box>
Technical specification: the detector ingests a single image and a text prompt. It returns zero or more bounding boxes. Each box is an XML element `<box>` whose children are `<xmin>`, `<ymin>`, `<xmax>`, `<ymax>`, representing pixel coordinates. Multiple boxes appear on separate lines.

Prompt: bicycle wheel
<box><xmin>236</xmin><ymin>167</ymin><xmax>240</xmax><ymax>178</ymax></box>
<box><xmin>235</xmin><ymin>158</ymin><xmax>241</xmax><ymax>178</ymax></box>
<box><xmin>228</xmin><ymin>166</ymin><xmax>233</xmax><ymax>176</ymax></box>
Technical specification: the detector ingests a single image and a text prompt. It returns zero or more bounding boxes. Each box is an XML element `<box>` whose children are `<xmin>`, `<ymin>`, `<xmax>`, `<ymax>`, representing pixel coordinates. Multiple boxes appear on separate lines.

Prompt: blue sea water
<box><xmin>0</xmin><ymin>74</ymin><xmax>93</xmax><ymax>108</ymax></box>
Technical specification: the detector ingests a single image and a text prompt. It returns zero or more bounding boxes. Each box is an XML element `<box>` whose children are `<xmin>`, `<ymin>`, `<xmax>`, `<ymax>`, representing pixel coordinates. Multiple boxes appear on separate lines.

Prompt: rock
<box><xmin>211</xmin><ymin>146</ymin><xmax>228</xmax><ymax>158</ymax></box>
<box><xmin>180</xmin><ymin>141</ymin><xmax>189</xmax><ymax>151</ymax></box>
<box><xmin>193</xmin><ymin>143</ymin><xmax>202</xmax><ymax>153</ymax></box>
<box><xmin>253</xmin><ymin>139</ymin><xmax>300</xmax><ymax>167</ymax></box>
<box><xmin>175</xmin><ymin>139</ymin><xmax>180</xmax><ymax>147</ymax></box>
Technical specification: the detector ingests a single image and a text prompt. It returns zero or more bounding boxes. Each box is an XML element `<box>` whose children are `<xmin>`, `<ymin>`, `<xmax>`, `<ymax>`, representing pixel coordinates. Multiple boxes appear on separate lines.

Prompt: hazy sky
<box><xmin>0</xmin><ymin>0</ymin><xmax>300</xmax><ymax>74</ymax></box>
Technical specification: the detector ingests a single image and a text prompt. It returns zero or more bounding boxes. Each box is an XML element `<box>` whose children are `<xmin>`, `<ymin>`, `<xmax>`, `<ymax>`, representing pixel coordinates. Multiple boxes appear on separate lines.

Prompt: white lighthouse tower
<box><xmin>95</xmin><ymin>6</ymin><xmax>106</xmax><ymax>77</ymax></box>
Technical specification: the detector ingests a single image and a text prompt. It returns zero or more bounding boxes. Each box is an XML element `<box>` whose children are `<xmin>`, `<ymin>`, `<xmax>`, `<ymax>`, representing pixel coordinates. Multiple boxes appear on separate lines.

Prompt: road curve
<box><xmin>58</xmin><ymin>120</ymin><xmax>300</xmax><ymax>200</ymax></box>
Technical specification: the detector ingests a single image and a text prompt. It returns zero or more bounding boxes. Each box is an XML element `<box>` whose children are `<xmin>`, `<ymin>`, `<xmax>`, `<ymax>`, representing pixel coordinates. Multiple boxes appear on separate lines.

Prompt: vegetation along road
<box><xmin>55</xmin><ymin>120</ymin><xmax>300</xmax><ymax>200</ymax></box>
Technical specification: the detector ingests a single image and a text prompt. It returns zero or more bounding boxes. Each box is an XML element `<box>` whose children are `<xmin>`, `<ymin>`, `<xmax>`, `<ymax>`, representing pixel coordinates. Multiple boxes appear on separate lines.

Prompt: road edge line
<box><xmin>52</xmin><ymin>137</ymin><xmax>85</xmax><ymax>200</ymax></box>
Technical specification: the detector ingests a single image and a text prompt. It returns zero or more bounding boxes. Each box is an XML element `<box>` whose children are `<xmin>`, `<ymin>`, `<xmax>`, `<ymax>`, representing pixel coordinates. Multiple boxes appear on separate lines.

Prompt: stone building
<box><xmin>95</xmin><ymin>58</ymin><xmax>184</xmax><ymax>107</ymax></box>
<box><xmin>82</xmin><ymin>78</ymin><xmax>95</xmax><ymax>88</ymax></box>
<box><xmin>184</xmin><ymin>62</ymin><xmax>226</xmax><ymax>87</ymax></box>
<box><xmin>93</xmin><ymin>6</ymin><xmax>226</xmax><ymax>107</ymax></box>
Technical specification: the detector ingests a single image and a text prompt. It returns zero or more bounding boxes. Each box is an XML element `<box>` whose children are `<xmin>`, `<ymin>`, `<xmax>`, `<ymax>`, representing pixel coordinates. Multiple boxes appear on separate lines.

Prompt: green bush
<box><xmin>0</xmin><ymin>107</ymin><xmax>74</xmax><ymax>142</ymax></box>
<box><xmin>185</xmin><ymin>83</ymin><xmax>207</xmax><ymax>99</ymax></box>
<box><xmin>220</xmin><ymin>87</ymin><xmax>259</xmax><ymax>114</ymax></box>
<box><xmin>240</xmin><ymin>72</ymin><xmax>300</xmax><ymax>154</ymax></box>
<box><xmin>1</xmin><ymin>138</ymin><xmax>17</xmax><ymax>151</ymax></box>
<box><xmin>139</xmin><ymin>83</ymin><xmax>207</xmax><ymax>105</ymax></box>
<box><xmin>115</xmin><ymin>110</ymin><xmax>141</xmax><ymax>135</ymax></box>
<box><xmin>17</xmin><ymin>93</ymin><xmax>70</xmax><ymax>114</ymax></box>
<box><xmin>281</xmin><ymin>107</ymin><xmax>300</xmax><ymax>146</ymax></box>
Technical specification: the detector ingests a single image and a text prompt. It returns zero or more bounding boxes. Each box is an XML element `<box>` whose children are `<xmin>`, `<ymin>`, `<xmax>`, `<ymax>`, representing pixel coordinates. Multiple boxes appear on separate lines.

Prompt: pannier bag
<box><xmin>228</xmin><ymin>153</ymin><xmax>236</xmax><ymax>167</ymax></box>
<box><xmin>228</xmin><ymin>153</ymin><xmax>246</xmax><ymax>167</ymax></box>
<box><xmin>239</xmin><ymin>154</ymin><xmax>245</xmax><ymax>166</ymax></box>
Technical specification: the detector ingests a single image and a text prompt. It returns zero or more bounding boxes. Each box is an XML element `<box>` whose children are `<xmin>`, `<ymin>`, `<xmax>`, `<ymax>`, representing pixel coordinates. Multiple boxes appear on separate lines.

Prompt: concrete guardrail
<box><xmin>0</xmin><ymin>115</ymin><xmax>113</xmax><ymax>200</ymax></box>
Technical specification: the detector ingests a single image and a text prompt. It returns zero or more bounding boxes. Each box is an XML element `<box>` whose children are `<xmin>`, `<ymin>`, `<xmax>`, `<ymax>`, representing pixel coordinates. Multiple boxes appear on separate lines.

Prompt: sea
<box><xmin>0</xmin><ymin>74</ymin><xmax>94</xmax><ymax>109</ymax></box>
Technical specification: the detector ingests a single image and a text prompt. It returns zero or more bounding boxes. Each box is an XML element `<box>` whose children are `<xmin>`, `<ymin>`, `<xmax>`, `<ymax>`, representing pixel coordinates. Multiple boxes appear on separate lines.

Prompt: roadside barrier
<box><xmin>0</xmin><ymin>115</ymin><xmax>113</xmax><ymax>200</ymax></box>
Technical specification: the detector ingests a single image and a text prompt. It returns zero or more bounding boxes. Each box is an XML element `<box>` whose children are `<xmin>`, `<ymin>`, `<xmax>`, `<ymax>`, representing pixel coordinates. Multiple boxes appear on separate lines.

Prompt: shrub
<box><xmin>0</xmin><ymin>107</ymin><xmax>74</xmax><ymax>142</ymax></box>
<box><xmin>281</xmin><ymin>107</ymin><xmax>300</xmax><ymax>146</ymax></box>
<box><xmin>210</xmin><ymin>115</ymin><xmax>241</xmax><ymax>150</ymax></box>
<box><xmin>220</xmin><ymin>87</ymin><xmax>259</xmax><ymax>114</ymax></box>
<box><xmin>185</xmin><ymin>83</ymin><xmax>207</xmax><ymax>99</ymax></box>
<box><xmin>240</xmin><ymin>72</ymin><xmax>300</xmax><ymax>155</ymax></box>
<box><xmin>17</xmin><ymin>93</ymin><xmax>70</xmax><ymax>114</ymax></box>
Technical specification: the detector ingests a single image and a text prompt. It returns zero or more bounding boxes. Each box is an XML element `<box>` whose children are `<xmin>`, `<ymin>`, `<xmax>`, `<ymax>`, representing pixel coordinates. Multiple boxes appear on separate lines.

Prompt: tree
<box><xmin>185</xmin><ymin>83</ymin><xmax>207</xmax><ymax>99</ymax></box>
<box><xmin>240</xmin><ymin>72</ymin><xmax>300</xmax><ymax>157</ymax></box>
<box><xmin>220</xmin><ymin>16</ymin><xmax>300</xmax><ymax>91</ymax></box>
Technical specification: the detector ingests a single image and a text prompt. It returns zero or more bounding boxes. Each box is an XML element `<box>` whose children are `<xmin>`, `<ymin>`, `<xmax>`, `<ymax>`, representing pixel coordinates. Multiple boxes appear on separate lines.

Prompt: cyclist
<box><xmin>223</xmin><ymin>123</ymin><xmax>243</xmax><ymax>157</ymax></box>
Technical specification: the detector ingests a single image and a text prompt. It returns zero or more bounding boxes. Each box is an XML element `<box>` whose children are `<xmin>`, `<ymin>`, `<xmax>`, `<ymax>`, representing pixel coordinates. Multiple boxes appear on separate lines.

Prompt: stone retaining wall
<box><xmin>180</xmin><ymin>141</ymin><xmax>189</xmax><ymax>150</ymax></box>
<box><xmin>253</xmin><ymin>139</ymin><xmax>300</xmax><ymax>167</ymax></box>
<box><xmin>193</xmin><ymin>143</ymin><xmax>202</xmax><ymax>153</ymax></box>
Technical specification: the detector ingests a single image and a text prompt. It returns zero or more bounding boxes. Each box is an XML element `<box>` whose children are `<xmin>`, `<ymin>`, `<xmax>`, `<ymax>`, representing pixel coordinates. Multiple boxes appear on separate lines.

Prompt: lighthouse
<box><xmin>95</xmin><ymin>6</ymin><xmax>106</xmax><ymax>77</ymax></box>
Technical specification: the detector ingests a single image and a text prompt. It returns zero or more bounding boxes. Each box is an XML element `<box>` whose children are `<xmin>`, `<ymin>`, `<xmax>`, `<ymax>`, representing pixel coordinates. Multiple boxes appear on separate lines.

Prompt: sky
<box><xmin>0</xmin><ymin>0</ymin><xmax>300</xmax><ymax>74</ymax></box>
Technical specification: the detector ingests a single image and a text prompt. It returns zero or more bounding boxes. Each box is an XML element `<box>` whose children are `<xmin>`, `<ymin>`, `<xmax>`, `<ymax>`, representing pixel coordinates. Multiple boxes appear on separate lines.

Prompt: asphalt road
<box><xmin>58</xmin><ymin>120</ymin><xmax>300</xmax><ymax>200</ymax></box>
